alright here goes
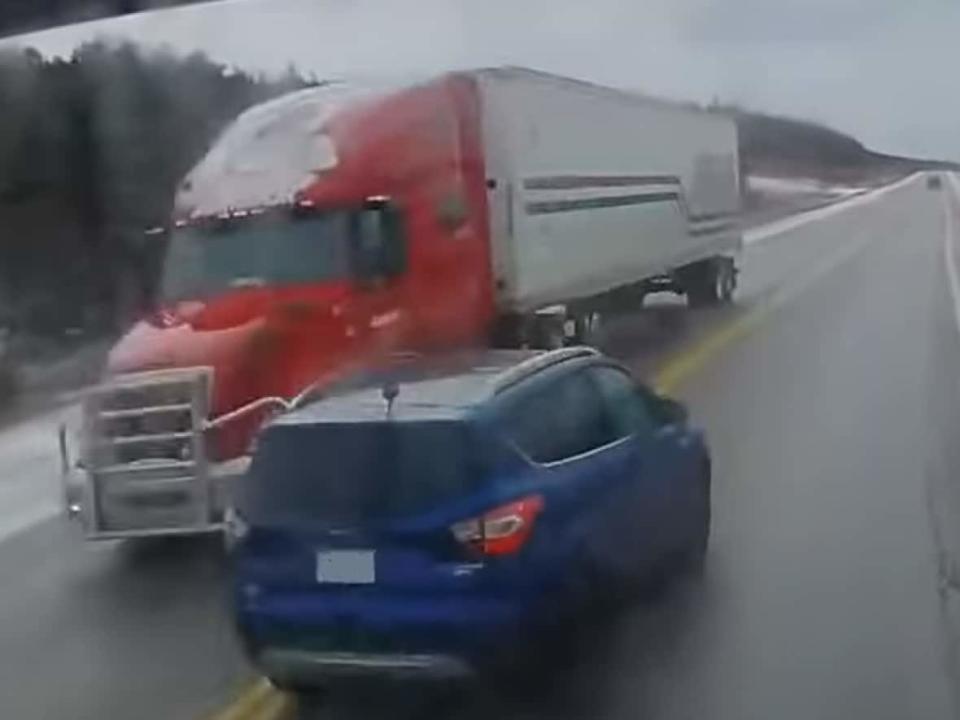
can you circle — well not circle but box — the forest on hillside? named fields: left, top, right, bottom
left=0, top=43, right=307, bottom=342
left=731, top=107, right=959, bottom=181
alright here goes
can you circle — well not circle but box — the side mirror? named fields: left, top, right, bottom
left=656, top=396, right=688, bottom=426
left=636, top=387, right=688, bottom=426
left=138, top=225, right=168, bottom=315
left=352, top=200, right=406, bottom=285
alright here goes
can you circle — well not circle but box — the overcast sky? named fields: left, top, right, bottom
left=2, top=0, right=958, bottom=161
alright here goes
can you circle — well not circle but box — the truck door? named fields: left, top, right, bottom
left=416, top=189, right=487, bottom=346
left=350, top=202, right=410, bottom=354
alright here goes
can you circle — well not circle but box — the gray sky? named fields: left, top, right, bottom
left=3, top=0, right=958, bottom=160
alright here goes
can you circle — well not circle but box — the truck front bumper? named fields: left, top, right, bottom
left=64, top=455, right=250, bottom=540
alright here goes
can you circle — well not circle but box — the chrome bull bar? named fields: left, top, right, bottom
left=60, top=368, right=332, bottom=540
left=62, top=367, right=228, bottom=539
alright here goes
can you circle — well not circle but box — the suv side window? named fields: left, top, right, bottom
left=588, top=366, right=656, bottom=439
left=503, top=370, right=614, bottom=464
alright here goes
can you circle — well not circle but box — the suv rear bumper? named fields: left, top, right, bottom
left=238, top=586, right=556, bottom=686
left=258, top=648, right=473, bottom=684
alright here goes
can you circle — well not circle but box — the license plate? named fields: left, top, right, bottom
left=316, top=550, right=375, bottom=584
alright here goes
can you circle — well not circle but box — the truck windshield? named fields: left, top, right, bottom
left=159, top=212, right=352, bottom=303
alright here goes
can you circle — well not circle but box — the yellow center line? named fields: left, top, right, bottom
left=654, top=222, right=879, bottom=395
left=653, top=308, right=766, bottom=395
left=202, top=679, right=291, bottom=720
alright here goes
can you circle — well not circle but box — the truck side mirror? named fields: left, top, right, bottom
left=352, top=201, right=406, bottom=284
left=138, top=225, right=169, bottom=316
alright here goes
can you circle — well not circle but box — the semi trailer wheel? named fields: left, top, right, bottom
left=683, top=261, right=716, bottom=307
left=684, top=258, right=736, bottom=307
left=571, top=309, right=604, bottom=346
left=717, top=258, right=737, bottom=303
left=491, top=313, right=565, bottom=349
left=531, top=314, right=567, bottom=349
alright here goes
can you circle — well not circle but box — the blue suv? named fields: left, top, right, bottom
left=230, top=347, right=711, bottom=690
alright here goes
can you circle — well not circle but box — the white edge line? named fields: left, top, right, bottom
left=745, top=172, right=922, bottom=245
left=944, top=173, right=960, bottom=336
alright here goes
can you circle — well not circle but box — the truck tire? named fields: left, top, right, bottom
left=717, top=258, right=737, bottom=303
left=530, top=314, right=566, bottom=349
left=684, top=261, right=719, bottom=307
left=571, top=309, right=603, bottom=346
left=492, top=313, right=566, bottom=349
left=685, top=258, right=736, bottom=307
left=490, top=314, right=525, bottom=348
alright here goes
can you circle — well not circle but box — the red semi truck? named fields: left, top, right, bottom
left=62, top=67, right=741, bottom=539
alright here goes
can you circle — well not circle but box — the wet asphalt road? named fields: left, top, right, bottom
left=0, top=175, right=959, bottom=719
left=581, top=177, right=957, bottom=720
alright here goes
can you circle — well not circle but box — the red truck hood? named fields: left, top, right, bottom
left=107, top=282, right=355, bottom=418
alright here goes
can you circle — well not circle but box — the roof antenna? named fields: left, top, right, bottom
left=382, top=379, right=399, bottom=418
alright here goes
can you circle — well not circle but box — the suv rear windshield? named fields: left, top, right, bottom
left=160, top=211, right=352, bottom=303
left=239, top=420, right=480, bottom=527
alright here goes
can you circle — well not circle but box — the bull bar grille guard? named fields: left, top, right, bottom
left=61, top=369, right=334, bottom=539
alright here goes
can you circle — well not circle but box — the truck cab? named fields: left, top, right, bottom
left=63, top=76, right=494, bottom=539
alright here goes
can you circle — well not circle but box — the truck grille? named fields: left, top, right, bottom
left=82, top=368, right=213, bottom=534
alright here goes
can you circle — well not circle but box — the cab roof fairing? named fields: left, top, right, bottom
left=173, top=81, right=401, bottom=221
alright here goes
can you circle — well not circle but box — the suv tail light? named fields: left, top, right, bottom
left=450, top=494, right=544, bottom=556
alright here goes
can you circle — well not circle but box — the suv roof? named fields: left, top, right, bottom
left=275, top=347, right=602, bottom=425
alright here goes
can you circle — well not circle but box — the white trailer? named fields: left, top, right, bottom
left=474, top=67, right=741, bottom=344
